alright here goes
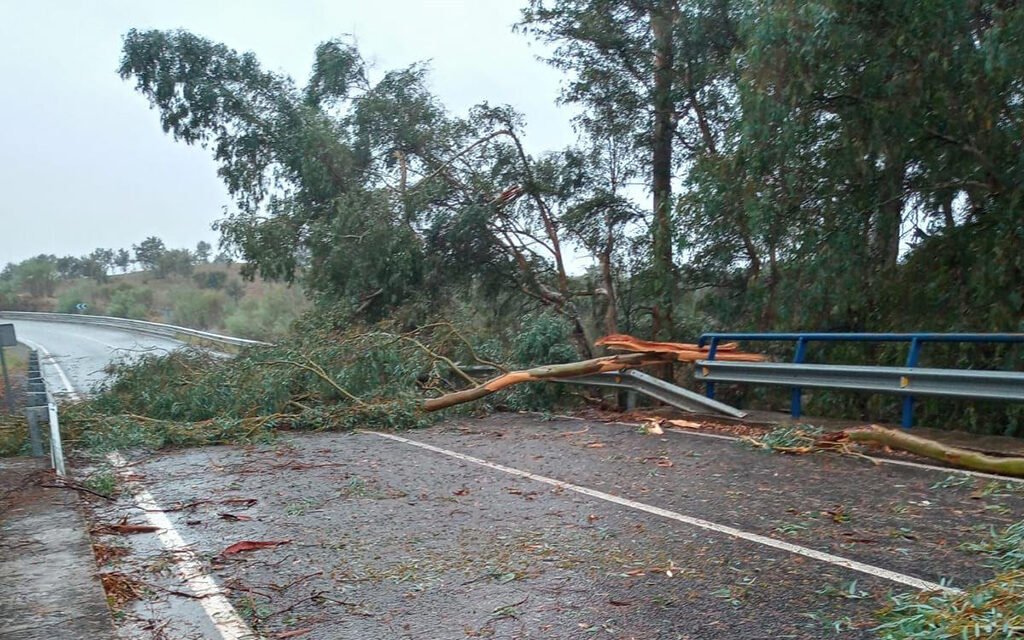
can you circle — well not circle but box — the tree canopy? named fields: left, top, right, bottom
left=118, top=1, right=1024, bottom=353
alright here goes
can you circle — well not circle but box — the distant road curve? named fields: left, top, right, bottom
left=8, top=319, right=187, bottom=397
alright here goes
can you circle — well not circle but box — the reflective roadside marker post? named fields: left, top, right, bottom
left=0, top=323, right=16, bottom=414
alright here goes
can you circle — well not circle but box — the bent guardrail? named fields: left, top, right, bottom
left=696, top=332, right=1024, bottom=428
left=0, top=311, right=271, bottom=349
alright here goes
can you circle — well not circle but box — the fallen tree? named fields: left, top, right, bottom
left=424, top=335, right=766, bottom=411
left=741, top=423, right=1024, bottom=478
left=841, top=425, right=1024, bottom=477
left=423, top=352, right=670, bottom=411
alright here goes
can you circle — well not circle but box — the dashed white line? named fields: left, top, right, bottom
left=369, top=430, right=959, bottom=594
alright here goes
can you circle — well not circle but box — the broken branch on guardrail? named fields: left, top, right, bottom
left=423, top=334, right=768, bottom=412
left=423, top=352, right=674, bottom=411
left=595, top=334, right=767, bottom=361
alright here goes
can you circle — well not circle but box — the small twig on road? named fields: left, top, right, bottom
left=42, top=480, right=115, bottom=501
left=268, top=571, right=324, bottom=592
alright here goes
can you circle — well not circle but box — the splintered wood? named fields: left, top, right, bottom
left=423, top=334, right=764, bottom=411
left=594, top=334, right=765, bottom=362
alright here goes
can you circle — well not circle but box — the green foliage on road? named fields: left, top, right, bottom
left=876, top=522, right=1024, bottom=638
left=64, top=310, right=578, bottom=452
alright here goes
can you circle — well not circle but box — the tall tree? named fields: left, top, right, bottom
left=519, top=0, right=740, bottom=338
left=194, top=241, right=212, bottom=263
left=133, top=236, right=166, bottom=273
left=121, top=29, right=606, bottom=356
left=683, top=0, right=1024, bottom=332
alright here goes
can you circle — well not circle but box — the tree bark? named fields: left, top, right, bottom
left=845, top=425, right=1024, bottom=478
left=422, top=352, right=669, bottom=412
left=650, top=3, right=678, bottom=341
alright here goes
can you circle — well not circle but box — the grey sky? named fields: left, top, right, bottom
left=1, top=0, right=577, bottom=265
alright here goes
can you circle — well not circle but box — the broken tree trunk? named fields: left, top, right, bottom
left=844, top=425, right=1024, bottom=478
left=423, top=352, right=673, bottom=412
left=595, top=334, right=766, bottom=362
left=424, top=334, right=765, bottom=412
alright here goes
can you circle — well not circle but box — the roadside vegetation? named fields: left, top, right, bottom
left=1, top=241, right=308, bottom=341
left=61, top=310, right=580, bottom=453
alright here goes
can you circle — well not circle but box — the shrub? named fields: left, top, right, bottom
left=193, top=271, right=227, bottom=290
left=107, top=286, right=153, bottom=320
left=223, top=286, right=307, bottom=340
left=169, top=288, right=226, bottom=329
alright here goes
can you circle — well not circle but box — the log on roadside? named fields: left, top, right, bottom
left=843, top=424, right=1024, bottom=478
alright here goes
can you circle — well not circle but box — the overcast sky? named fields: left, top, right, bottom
left=0, top=0, right=577, bottom=265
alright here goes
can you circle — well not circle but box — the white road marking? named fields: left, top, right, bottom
left=108, top=453, right=258, bottom=640
left=18, top=338, right=256, bottom=640
left=19, top=336, right=82, bottom=401
left=370, top=430, right=959, bottom=594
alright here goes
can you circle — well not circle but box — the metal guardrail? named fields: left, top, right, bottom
left=24, top=349, right=65, bottom=476
left=0, top=311, right=271, bottom=349
left=555, top=370, right=747, bottom=418
left=696, top=332, right=1024, bottom=428
left=461, top=365, right=746, bottom=418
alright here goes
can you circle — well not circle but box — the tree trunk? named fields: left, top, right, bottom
left=650, top=3, right=678, bottom=341
left=600, top=244, right=618, bottom=338
left=845, top=425, right=1024, bottom=478
left=423, top=352, right=669, bottom=412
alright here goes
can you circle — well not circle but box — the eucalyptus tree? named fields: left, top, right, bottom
left=519, top=0, right=740, bottom=338
left=120, top=29, right=602, bottom=355
left=687, top=0, right=1024, bottom=331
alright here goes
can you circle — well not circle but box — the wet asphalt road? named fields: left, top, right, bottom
left=8, top=319, right=185, bottom=396
left=83, top=415, right=1023, bottom=639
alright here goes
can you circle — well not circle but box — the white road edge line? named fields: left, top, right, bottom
left=108, top=452, right=258, bottom=640
left=19, top=336, right=81, bottom=401
left=369, top=430, right=959, bottom=594
left=20, top=336, right=255, bottom=640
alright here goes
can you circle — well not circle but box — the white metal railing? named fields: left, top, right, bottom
left=0, top=311, right=271, bottom=349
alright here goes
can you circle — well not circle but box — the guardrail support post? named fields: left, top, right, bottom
left=26, top=406, right=45, bottom=457
left=47, top=402, right=66, bottom=477
left=705, top=337, right=719, bottom=399
left=790, top=338, right=808, bottom=418
left=901, top=338, right=922, bottom=429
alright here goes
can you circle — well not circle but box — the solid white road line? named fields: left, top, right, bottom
left=108, top=453, right=258, bottom=640
left=19, top=336, right=81, bottom=401
left=23, top=340, right=256, bottom=640
left=370, top=430, right=959, bottom=594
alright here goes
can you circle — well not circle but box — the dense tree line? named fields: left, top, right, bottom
left=113, top=0, right=1024, bottom=435
left=117, top=1, right=1023, bottom=357
left=0, top=238, right=223, bottom=306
